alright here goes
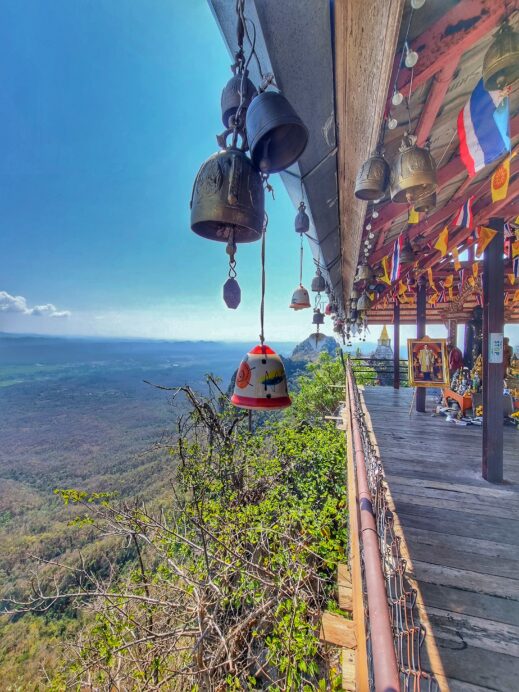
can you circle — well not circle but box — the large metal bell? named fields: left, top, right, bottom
left=390, top=134, right=437, bottom=204
left=221, top=73, right=258, bottom=128
left=190, top=147, right=264, bottom=243
left=246, top=90, right=308, bottom=174
left=354, top=153, right=390, bottom=201
left=483, top=21, right=519, bottom=92
left=357, top=291, right=372, bottom=311
left=414, top=191, right=436, bottom=213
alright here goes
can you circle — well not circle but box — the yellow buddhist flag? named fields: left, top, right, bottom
left=444, top=274, right=454, bottom=301
left=476, top=226, right=497, bottom=257
left=380, top=255, right=391, bottom=285
left=473, top=262, right=479, bottom=278
left=434, top=226, right=449, bottom=257
left=427, top=267, right=436, bottom=291
left=468, top=276, right=475, bottom=287
left=451, top=246, right=461, bottom=271
left=513, top=240, right=519, bottom=258
left=491, top=154, right=512, bottom=202
left=514, top=288, right=519, bottom=303
left=408, top=207, right=420, bottom=224
left=508, top=273, right=516, bottom=286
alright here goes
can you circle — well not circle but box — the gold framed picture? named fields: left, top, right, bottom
left=407, top=337, right=449, bottom=388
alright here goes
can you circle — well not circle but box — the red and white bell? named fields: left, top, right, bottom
left=231, top=344, right=291, bottom=410
left=289, top=284, right=311, bottom=310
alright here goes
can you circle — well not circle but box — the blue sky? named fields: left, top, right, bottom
left=0, top=1, right=517, bottom=349
left=0, top=0, right=321, bottom=342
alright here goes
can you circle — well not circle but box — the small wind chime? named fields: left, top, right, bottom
left=190, top=0, right=308, bottom=412
left=310, top=255, right=326, bottom=345
left=289, top=199, right=311, bottom=310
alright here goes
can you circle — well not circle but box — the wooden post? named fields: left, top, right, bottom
left=393, top=301, right=400, bottom=389
left=416, top=275, right=427, bottom=412
left=482, top=217, right=504, bottom=483
left=448, top=318, right=457, bottom=347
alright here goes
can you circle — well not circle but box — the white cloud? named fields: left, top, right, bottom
left=0, top=291, right=70, bottom=318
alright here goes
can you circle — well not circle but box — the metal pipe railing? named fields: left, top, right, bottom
left=346, top=361, right=400, bottom=692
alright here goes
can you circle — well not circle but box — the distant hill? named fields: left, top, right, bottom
left=291, top=333, right=339, bottom=361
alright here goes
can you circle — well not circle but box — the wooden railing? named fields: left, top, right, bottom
left=349, top=357, right=409, bottom=387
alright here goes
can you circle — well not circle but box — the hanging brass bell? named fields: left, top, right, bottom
left=221, top=73, right=258, bottom=128
left=483, top=21, right=519, bottom=92
left=357, top=291, right=372, bottom=311
left=350, top=288, right=360, bottom=300
left=400, top=236, right=416, bottom=264
left=414, top=191, right=436, bottom=213
left=190, top=146, right=264, bottom=243
left=356, top=264, right=373, bottom=282
left=295, top=201, right=310, bottom=234
left=354, top=153, right=390, bottom=201
left=390, top=134, right=437, bottom=204
left=246, top=90, right=308, bottom=174
left=311, top=269, right=326, bottom=293
left=312, top=308, right=324, bottom=325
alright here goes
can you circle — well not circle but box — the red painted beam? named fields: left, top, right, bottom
left=394, top=0, right=507, bottom=99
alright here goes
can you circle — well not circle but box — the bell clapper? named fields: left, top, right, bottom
left=223, top=232, right=241, bottom=310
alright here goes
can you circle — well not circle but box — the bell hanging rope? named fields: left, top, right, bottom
left=354, top=152, right=390, bottom=201
left=231, top=226, right=291, bottom=411
left=390, top=133, right=437, bottom=204
left=483, top=20, right=519, bottom=92
left=246, top=89, right=309, bottom=174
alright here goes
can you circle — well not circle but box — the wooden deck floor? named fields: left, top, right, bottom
left=361, top=387, right=519, bottom=692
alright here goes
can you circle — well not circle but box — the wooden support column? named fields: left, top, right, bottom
left=393, top=301, right=400, bottom=389
left=482, top=217, right=504, bottom=483
left=447, top=318, right=457, bottom=347
left=416, top=275, right=427, bottom=412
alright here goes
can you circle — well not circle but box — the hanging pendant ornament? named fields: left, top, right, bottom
left=223, top=233, right=241, bottom=309
left=290, top=201, right=311, bottom=309
left=232, top=226, right=291, bottom=410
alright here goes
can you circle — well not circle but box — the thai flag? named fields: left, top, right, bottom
left=390, top=236, right=402, bottom=283
left=457, top=79, right=510, bottom=177
left=454, top=196, right=474, bottom=228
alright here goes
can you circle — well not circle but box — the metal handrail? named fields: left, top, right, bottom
left=346, top=361, right=400, bottom=692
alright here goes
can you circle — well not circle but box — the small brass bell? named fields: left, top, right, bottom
left=357, top=291, right=372, bottom=311
left=190, top=146, right=264, bottom=243
left=354, top=153, right=390, bottom=201
left=311, top=268, right=326, bottom=293
left=356, top=264, right=373, bottom=282
left=246, top=90, right=308, bottom=174
left=312, top=308, right=325, bottom=325
left=414, top=191, right=436, bottom=213
left=221, top=73, right=258, bottom=128
left=400, top=236, right=416, bottom=264
left=350, top=287, right=360, bottom=300
left=390, top=134, right=437, bottom=204
left=295, top=201, right=310, bottom=234
left=483, top=21, right=519, bottom=92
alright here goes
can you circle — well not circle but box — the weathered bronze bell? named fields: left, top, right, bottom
left=295, top=201, right=310, bottom=234
left=357, top=291, right=372, bottom=311
left=400, top=236, right=416, bottom=264
left=312, top=308, right=324, bottom=325
left=246, top=90, right=308, bottom=174
left=390, top=134, right=437, bottom=204
left=350, top=287, right=360, bottom=300
left=311, top=269, right=326, bottom=293
left=354, top=153, right=390, bottom=201
left=356, top=264, right=373, bottom=282
left=221, top=73, right=258, bottom=128
left=414, top=191, right=436, bottom=213
left=483, top=21, right=519, bottom=92
left=191, top=147, right=264, bottom=243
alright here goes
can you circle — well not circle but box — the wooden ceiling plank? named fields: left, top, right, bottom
left=415, top=61, right=460, bottom=146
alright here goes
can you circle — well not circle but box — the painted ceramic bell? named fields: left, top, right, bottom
left=231, top=344, right=291, bottom=410
left=290, top=284, right=311, bottom=310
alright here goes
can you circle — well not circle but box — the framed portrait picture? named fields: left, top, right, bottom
left=407, top=337, right=449, bottom=388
